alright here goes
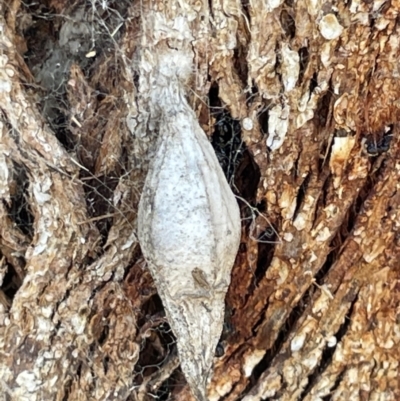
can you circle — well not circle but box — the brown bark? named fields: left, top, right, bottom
left=1, top=0, right=400, bottom=400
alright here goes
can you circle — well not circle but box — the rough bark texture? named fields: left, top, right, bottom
left=1, top=0, right=400, bottom=400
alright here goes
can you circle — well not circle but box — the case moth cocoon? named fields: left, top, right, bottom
left=138, top=103, right=241, bottom=400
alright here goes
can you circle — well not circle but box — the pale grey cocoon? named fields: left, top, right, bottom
left=137, top=105, right=241, bottom=400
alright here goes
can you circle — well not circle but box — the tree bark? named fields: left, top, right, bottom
left=1, top=0, right=400, bottom=400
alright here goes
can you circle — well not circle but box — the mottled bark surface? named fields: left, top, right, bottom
left=1, top=0, right=400, bottom=400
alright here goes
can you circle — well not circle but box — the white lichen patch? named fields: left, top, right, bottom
left=16, top=371, right=40, bottom=393
left=0, top=78, right=11, bottom=92
left=281, top=43, right=300, bottom=92
left=315, top=226, right=331, bottom=242
left=242, top=117, right=253, bottom=130
left=265, top=0, right=284, bottom=11
left=319, top=14, right=344, bottom=40
left=209, top=379, right=234, bottom=400
left=291, top=333, right=306, bottom=352
left=363, top=240, right=386, bottom=263
left=327, top=336, right=337, bottom=347
left=284, top=232, right=294, bottom=242
left=243, top=349, right=266, bottom=377
left=306, top=0, right=321, bottom=16
left=0, top=150, right=10, bottom=200
left=32, top=178, right=52, bottom=205
left=301, top=350, right=319, bottom=370
left=293, top=213, right=307, bottom=230
left=70, top=313, right=86, bottom=335
left=267, top=103, right=289, bottom=151
left=329, top=136, right=355, bottom=188
left=278, top=186, right=297, bottom=220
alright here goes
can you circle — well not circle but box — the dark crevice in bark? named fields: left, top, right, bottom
left=122, top=251, right=143, bottom=282
left=321, top=372, right=345, bottom=400
left=149, top=351, right=183, bottom=400
left=97, top=324, right=110, bottom=347
left=292, top=171, right=311, bottom=221
left=211, top=105, right=245, bottom=184
left=220, top=306, right=236, bottom=343
left=314, top=163, right=380, bottom=286
left=103, top=355, right=110, bottom=374
left=280, top=7, right=295, bottom=39
left=364, top=125, right=393, bottom=156
left=208, top=82, right=220, bottom=108
left=81, top=174, right=119, bottom=242
left=315, top=89, right=333, bottom=134
left=233, top=1, right=251, bottom=85
left=309, top=73, right=318, bottom=95
left=300, top=294, right=358, bottom=401
left=234, top=150, right=261, bottom=203
left=344, top=193, right=364, bottom=238
left=314, top=249, right=336, bottom=286
left=247, top=286, right=314, bottom=389
left=317, top=172, right=331, bottom=210
left=258, top=106, right=269, bottom=136
left=234, top=47, right=249, bottom=88
left=274, top=43, right=283, bottom=90
left=254, top=225, right=276, bottom=264
left=215, top=342, right=225, bottom=357
left=6, top=162, right=34, bottom=237
left=50, top=111, right=76, bottom=152
left=22, top=2, right=75, bottom=149
left=1, top=260, right=22, bottom=301
left=247, top=82, right=260, bottom=106
left=61, top=376, right=73, bottom=401
left=343, top=151, right=390, bottom=239
left=75, top=359, right=83, bottom=379
left=208, top=0, right=214, bottom=19
left=137, top=294, right=164, bottom=327
left=292, top=149, right=302, bottom=181
left=154, top=380, right=174, bottom=400
left=165, top=368, right=188, bottom=400
left=134, top=309, right=175, bottom=383
left=298, top=46, right=310, bottom=83
left=135, top=320, right=176, bottom=383
left=20, top=0, right=130, bottom=157
left=254, top=232, right=278, bottom=285
left=240, top=0, right=250, bottom=22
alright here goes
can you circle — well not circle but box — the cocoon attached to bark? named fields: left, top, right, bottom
left=137, top=79, right=241, bottom=400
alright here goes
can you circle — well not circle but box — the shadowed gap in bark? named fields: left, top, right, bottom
left=299, top=293, right=358, bottom=400
left=5, top=162, right=33, bottom=237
